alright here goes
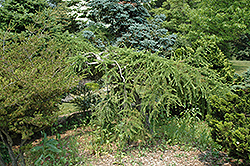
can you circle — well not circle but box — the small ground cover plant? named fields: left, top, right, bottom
left=28, top=132, right=82, bottom=166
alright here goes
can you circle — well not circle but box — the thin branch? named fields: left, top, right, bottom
left=84, top=52, right=112, bottom=66
left=84, top=52, right=104, bottom=62
left=86, top=61, right=99, bottom=65
left=0, top=154, right=6, bottom=166
left=84, top=51, right=109, bottom=62
left=5, top=61, right=20, bottom=81
left=3, top=81, right=17, bottom=90
left=1, top=27, right=11, bottom=57
left=52, top=67, right=64, bottom=78
left=0, top=129, right=13, bottom=147
left=1, top=49, right=20, bottom=81
left=104, top=63, right=109, bottom=94
left=0, top=130, right=28, bottom=166
left=113, top=60, right=125, bottom=83
left=24, top=49, right=35, bottom=67
left=1, top=30, right=20, bottom=81
left=17, top=139, right=27, bottom=166
left=3, top=89, right=31, bottom=111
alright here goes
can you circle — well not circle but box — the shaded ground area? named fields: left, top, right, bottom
left=9, top=111, right=248, bottom=166
left=27, top=126, right=235, bottom=166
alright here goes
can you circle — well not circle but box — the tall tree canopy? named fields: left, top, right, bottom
left=191, top=0, right=250, bottom=59
left=151, top=0, right=250, bottom=59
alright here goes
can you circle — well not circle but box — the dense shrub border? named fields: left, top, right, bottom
left=207, top=92, right=250, bottom=161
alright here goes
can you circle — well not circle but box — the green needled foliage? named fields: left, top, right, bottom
left=0, top=24, right=76, bottom=166
left=0, top=0, right=49, bottom=32
left=0, top=0, right=82, bottom=33
left=71, top=47, right=229, bottom=149
left=83, top=0, right=176, bottom=53
left=171, top=36, right=235, bottom=84
left=207, top=92, right=250, bottom=161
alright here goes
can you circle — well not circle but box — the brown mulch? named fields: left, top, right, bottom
left=10, top=112, right=247, bottom=166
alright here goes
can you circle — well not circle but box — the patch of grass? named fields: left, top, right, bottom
left=58, top=103, right=78, bottom=115
left=230, top=60, right=250, bottom=74
left=156, top=109, right=220, bottom=151
left=50, top=111, right=91, bottom=135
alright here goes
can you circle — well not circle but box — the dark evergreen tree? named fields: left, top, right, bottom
left=0, top=0, right=82, bottom=33
left=0, top=0, right=49, bottom=32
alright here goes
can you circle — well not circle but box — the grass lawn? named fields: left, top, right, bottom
left=58, top=102, right=79, bottom=115
left=230, top=60, right=250, bottom=74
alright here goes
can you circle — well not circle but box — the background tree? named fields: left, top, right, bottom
left=83, top=0, right=176, bottom=53
left=0, top=0, right=49, bottom=32
left=87, top=0, right=151, bottom=36
left=150, top=0, right=199, bottom=34
left=150, top=0, right=250, bottom=60
left=190, top=0, right=250, bottom=59
left=0, top=0, right=82, bottom=33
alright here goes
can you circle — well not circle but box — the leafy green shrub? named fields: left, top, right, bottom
left=0, top=24, right=76, bottom=165
left=189, top=0, right=250, bottom=59
left=207, top=92, right=250, bottom=161
left=71, top=47, right=229, bottom=148
left=150, top=0, right=250, bottom=60
left=29, top=132, right=82, bottom=165
left=150, top=0, right=196, bottom=34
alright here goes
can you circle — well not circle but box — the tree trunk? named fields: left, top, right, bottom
left=0, top=154, right=7, bottom=166
left=0, top=130, right=19, bottom=166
